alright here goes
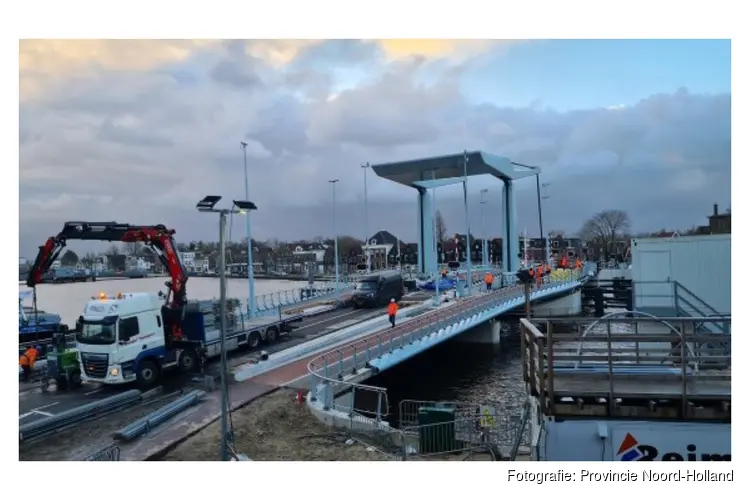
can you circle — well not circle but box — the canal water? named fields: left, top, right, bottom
left=19, top=278, right=312, bottom=326
left=360, top=321, right=527, bottom=426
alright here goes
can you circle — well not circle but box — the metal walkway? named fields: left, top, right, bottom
left=307, top=269, right=587, bottom=410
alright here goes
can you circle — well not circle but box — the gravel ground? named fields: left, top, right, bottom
left=163, top=389, right=393, bottom=461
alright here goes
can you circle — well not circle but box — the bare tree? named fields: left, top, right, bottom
left=105, top=244, right=120, bottom=257
left=122, top=241, right=144, bottom=256
left=580, top=209, right=631, bottom=257
left=435, top=210, right=448, bottom=243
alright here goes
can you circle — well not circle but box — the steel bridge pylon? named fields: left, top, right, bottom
left=371, top=150, right=539, bottom=275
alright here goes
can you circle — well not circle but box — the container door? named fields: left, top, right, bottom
left=634, top=250, right=672, bottom=311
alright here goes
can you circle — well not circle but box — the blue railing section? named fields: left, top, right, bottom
left=307, top=270, right=584, bottom=411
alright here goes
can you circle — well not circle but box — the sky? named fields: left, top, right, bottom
left=18, top=39, right=731, bottom=257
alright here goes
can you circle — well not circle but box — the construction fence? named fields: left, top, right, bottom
left=329, top=391, right=533, bottom=461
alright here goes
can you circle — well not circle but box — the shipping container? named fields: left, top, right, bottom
left=631, top=234, right=730, bottom=316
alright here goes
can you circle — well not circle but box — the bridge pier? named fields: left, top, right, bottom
left=457, top=318, right=502, bottom=345
left=533, top=290, right=582, bottom=317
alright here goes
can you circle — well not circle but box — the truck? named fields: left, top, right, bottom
left=25, top=221, right=302, bottom=388
left=74, top=292, right=301, bottom=387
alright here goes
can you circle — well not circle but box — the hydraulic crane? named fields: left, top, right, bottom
left=26, top=221, right=189, bottom=339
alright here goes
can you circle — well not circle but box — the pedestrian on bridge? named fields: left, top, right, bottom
left=19, top=345, right=40, bottom=382
left=387, top=298, right=399, bottom=328
left=484, top=272, right=494, bottom=291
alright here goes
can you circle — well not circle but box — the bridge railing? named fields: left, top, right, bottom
left=308, top=270, right=583, bottom=416
left=520, top=316, right=731, bottom=420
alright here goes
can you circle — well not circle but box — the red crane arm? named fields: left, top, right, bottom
left=26, top=222, right=189, bottom=337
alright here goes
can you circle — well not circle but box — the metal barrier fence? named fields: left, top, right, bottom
left=307, top=270, right=583, bottom=416
left=397, top=399, right=532, bottom=460
left=84, top=444, right=121, bottom=461
left=251, top=281, right=356, bottom=314
left=520, top=316, right=732, bottom=420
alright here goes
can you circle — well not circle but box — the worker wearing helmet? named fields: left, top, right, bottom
left=19, top=345, right=41, bottom=382
left=387, top=298, right=399, bottom=328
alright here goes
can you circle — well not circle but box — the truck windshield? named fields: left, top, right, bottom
left=77, top=317, right=117, bottom=345
left=356, top=280, right=378, bottom=291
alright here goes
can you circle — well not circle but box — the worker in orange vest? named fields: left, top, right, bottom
left=387, top=298, right=399, bottom=328
left=575, top=257, right=582, bottom=270
left=484, top=272, right=494, bottom=292
left=19, top=345, right=41, bottom=382
left=441, top=268, right=448, bottom=279
left=561, top=256, right=568, bottom=269
left=536, top=263, right=544, bottom=287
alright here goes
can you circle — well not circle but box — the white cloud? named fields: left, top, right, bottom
left=18, top=40, right=731, bottom=256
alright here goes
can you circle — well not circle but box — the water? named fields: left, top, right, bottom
left=362, top=321, right=527, bottom=425
left=19, top=278, right=311, bottom=326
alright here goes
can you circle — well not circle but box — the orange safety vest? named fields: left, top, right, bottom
left=575, top=259, right=582, bottom=269
left=484, top=273, right=493, bottom=284
left=20, top=348, right=38, bottom=368
left=536, top=265, right=544, bottom=277
left=387, top=302, right=398, bottom=316
left=561, top=258, right=568, bottom=268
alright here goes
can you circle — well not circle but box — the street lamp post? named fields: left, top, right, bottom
left=462, top=150, right=473, bottom=296
left=480, top=188, right=489, bottom=268
left=329, top=179, right=340, bottom=301
left=431, top=170, right=440, bottom=306
left=535, top=174, right=550, bottom=265
left=361, top=163, right=370, bottom=273
left=197, top=195, right=257, bottom=462
left=240, top=142, right=256, bottom=319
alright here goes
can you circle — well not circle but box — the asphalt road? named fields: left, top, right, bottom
left=18, top=306, right=379, bottom=427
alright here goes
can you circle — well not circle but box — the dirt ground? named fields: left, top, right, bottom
left=163, top=389, right=393, bottom=461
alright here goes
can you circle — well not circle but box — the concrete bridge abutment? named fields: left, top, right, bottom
left=457, top=318, right=502, bottom=345
left=532, top=290, right=582, bottom=317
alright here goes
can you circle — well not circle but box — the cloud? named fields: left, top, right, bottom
left=18, top=40, right=730, bottom=257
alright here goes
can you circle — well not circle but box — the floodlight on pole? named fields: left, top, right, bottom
left=329, top=179, right=340, bottom=301
left=195, top=195, right=255, bottom=462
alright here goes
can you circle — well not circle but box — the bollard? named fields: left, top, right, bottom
left=352, top=348, right=358, bottom=375
left=337, top=350, right=344, bottom=380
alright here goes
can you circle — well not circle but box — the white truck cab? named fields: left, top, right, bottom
left=76, top=292, right=167, bottom=385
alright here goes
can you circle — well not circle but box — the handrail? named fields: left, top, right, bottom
left=308, top=270, right=583, bottom=419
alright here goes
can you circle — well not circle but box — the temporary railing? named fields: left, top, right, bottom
left=307, top=270, right=583, bottom=417
left=397, top=398, right=531, bottom=460
left=250, top=281, right=355, bottom=315
left=520, top=316, right=731, bottom=421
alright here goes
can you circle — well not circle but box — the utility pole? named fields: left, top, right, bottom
left=240, top=141, right=256, bottom=319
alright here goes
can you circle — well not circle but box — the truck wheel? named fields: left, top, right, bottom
left=69, top=370, right=82, bottom=389
left=248, top=332, right=262, bottom=350
left=137, top=360, right=159, bottom=389
left=179, top=349, right=199, bottom=374
left=265, top=327, right=279, bottom=344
